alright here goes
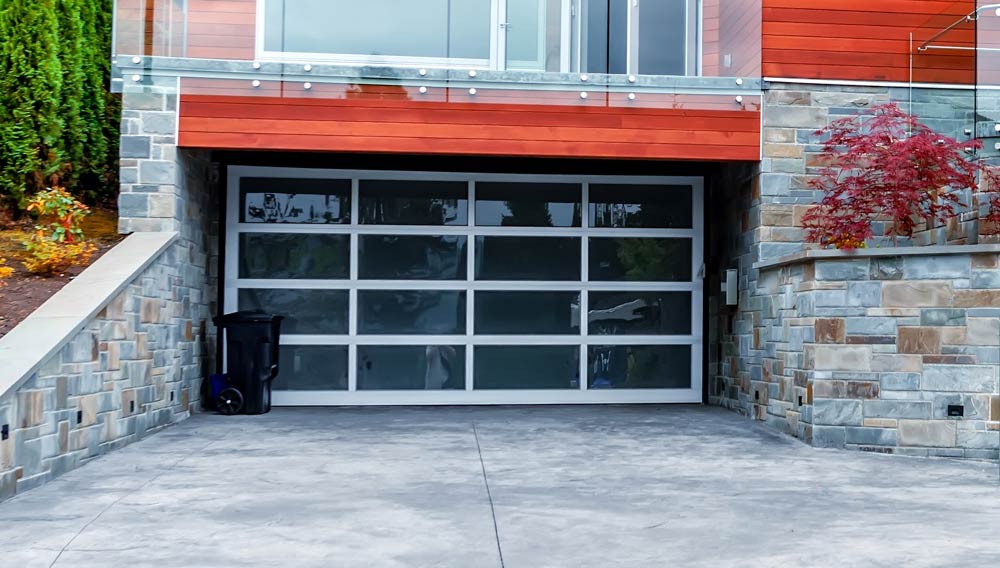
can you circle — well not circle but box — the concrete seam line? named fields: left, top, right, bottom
left=47, top=432, right=229, bottom=567
left=473, top=422, right=505, bottom=568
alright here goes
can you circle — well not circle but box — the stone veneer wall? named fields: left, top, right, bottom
left=0, top=239, right=214, bottom=500
left=118, top=76, right=219, bottom=404
left=710, top=82, right=1000, bottom=458
left=0, top=76, right=220, bottom=501
left=744, top=252, right=1000, bottom=458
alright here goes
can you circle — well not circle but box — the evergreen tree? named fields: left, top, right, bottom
left=56, top=0, right=86, bottom=188
left=76, top=0, right=111, bottom=201
left=0, top=0, right=64, bottom=210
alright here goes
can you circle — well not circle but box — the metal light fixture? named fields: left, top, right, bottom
left=303, top=64, right=312, bottom=72
left=580, top=74, right=588, bottom=82
left=735, top=95, right=744, bottom=104
left=628, top=75, right=636, bottom=83
left=131, top=56, right=141, bottom=64
left=251, top=80, right=261, bottom=88
left=469, top=70, right=477, bottom=78
left=303, top=82, right=312, bottom=90
left=419, top=69, right=427, bottom=76
left=469, top=88, right=477, bottom=95
left=627, top=93, right=636, bottom=101
left=131, top=74, right=141, bottom=82
left=418, top=86, right=428, bottom=94
left=252, top=61, right=261, bottom=70
left=736, top=78, right=744, bottom=86
left=580, top=92, right=588, bottom=99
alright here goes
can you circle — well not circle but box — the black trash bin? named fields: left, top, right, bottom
left=215, top=311, right=283, bottom=415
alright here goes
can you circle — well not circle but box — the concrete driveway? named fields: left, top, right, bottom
left=0, top=406, right=998, bottom=568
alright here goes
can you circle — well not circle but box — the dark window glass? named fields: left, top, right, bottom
left=475, top=291, right=580, bottom=334
left=588, top=345, right=691, bottom=389
left=589, top=238, right=692, bottom=282
left=637, top=1, right=687, bottom=76
left=359, top=180, right=468, bottom=226
left=358, top=235, right=467, bottom=280
left=264, top=0, right=491, bottom=60
left=239, top=233, right=350, bottom=279
left=475, top=182, right=581, bottom=227
left=589, top=185, right=693, bottom=229
left=474, top=346, right=579, bottom=389
left=273, top=345, right=348, bottom=391
left=357, top=346, right=466, bottom=390
left=358, top=290, right=466, bottom=334
left=238, top=289, right=349, bottom=334
left=240, top=178, right=350, bottom=224
left=588, top=292, right=692, bottom=335
left=475, top=236, right=580, bottom=281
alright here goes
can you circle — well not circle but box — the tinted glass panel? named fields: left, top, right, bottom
left=588, top=292, right=692, bottom=335
left=476, top=182, right=581, bottom=227
left=589, top=185, right=693, bottom=229
left=638, top=1, right=687, bottom=75
left=589, top=238, right=692, bottom=282
left=273, top=345, right=348, bottom=391
left=358, top=290, right=466, bottom=334
left=265, top=0, right=491, bottom=60
left=358, top=235, right=467, bottom=280
left=357, top=346, right=466, bottom=390
left=475, top=292, right=580, bottom=334
left=240, top=178, right=350, bottom=224
left=238, top=289, right=349, bottom=334
left=588, top=345, right=691, bottom=389
left=239, top=234, right=350, bottom=279
left=360, top=180, right=468, bottom=226
left=474, top=346, right=579, bottom=389
left=475, top=237, right=580, bottom=281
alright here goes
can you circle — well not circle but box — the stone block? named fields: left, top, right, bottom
left=956, top=430, right=1000, bottom=449
left=763, top=106, right=828, bottom=129
left=815, top=260, right=869, bottom=281
left=898, top=420, right=957, bottom=447
left=872, top=354, right=923, bottom=373
left=814, top=400, right=863, bottom=426
left=922, top=365, right=997, bottom=392
left=139, top=111, right=177, bottom=135
left=880, top=373, right=920, bottom=391
left=814, top=318, right=845, bottom=344
left=813, top=345, right=872, bottom=371
left=954, top=289, right=1000, bottom=308
left=971, top=270, right=1000, bottom=289
left=902, top=255, right=970, bottom=279
left=864, top=400, right=932, bottom=419
left=920, top=309, right=966, bottom=327
left=869, top=258, right=903, bottom=280
left=897, top=327, right=942, bottom=354
left=882, top=282, right=953, bottom=307
left=847, top=282, right=881, bottom=307
left=120, top=136, right=151, bottom=159
left=138, top=161, right=176, bottom=185
left=846, top=317, right=896, bottom=336
left=863, top=418, right=898, bottom=428
left=845, top=427, right=898, bottom=446
left=812, top=425, right=847, bottom=448
left=118, top=193, right=149, bottom=218
left=966, top=318, right=1000, bottom=345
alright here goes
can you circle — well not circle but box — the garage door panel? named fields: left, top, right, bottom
left=225, top=168, right=703, bottom=405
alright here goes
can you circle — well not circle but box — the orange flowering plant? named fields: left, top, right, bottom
left=22, top=187, right=95, bottom=274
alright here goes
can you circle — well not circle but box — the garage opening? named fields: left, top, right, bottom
left=224, top=166, right=703, bottom=405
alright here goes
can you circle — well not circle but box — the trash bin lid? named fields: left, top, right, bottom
left=215, top=311, right=284, bottom=325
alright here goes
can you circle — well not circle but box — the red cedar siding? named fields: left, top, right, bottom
left=178, top=92, right=761, bottom=161
left=762, top=0, right=976, bottom=83
left=186, top=0, right=256, bottom=60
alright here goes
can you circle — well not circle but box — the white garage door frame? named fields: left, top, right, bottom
left=225, top=166, right=704, bottom=405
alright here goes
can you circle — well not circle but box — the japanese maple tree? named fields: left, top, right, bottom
left=802, top=103, right=998, bottom=249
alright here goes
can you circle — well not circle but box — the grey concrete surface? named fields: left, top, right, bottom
left=0, top=406, right=998, bottom=568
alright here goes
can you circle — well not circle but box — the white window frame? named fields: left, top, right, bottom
left=226, top=166, right=704, bottom=406
left=254, top=0, right=700, bottom=76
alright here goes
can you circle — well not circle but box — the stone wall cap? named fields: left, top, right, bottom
left=755, top=244, right=1000, bottom=271
left=0, top=231, right=178, bottom=400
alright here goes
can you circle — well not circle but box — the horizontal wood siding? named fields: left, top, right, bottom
left=178, top=93, right=761, bottom=161
left=762, top=0, right=976, bottom=83
left=186, top=0, right=256, bottom=59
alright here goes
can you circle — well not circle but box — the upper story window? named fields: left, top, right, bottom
left=259, top=0, right=699, bottom=76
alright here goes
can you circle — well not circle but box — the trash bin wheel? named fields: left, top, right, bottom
left=217, top=387, right=244, bottom=416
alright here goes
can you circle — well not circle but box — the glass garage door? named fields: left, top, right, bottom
left=225, top=167, right=703, bottom=405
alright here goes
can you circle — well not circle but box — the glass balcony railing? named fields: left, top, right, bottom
left=112, top=0, right=762, bottom=109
